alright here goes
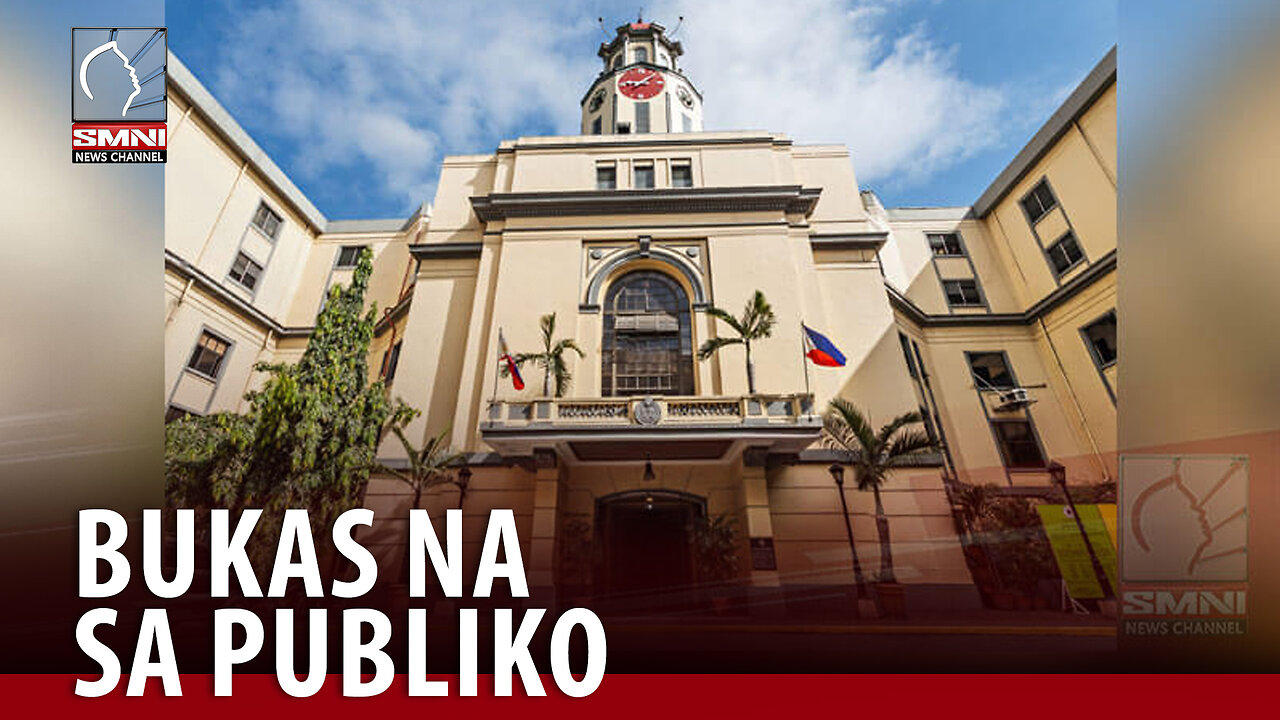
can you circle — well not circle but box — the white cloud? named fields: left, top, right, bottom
left=652, top=0, right=1009, bottom=188
left=206, top=0, right=1013, bottom=214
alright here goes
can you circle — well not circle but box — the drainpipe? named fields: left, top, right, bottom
left=166, top=277, right=194, bottom=325
left=1038, top=317, right=1111, bottom=481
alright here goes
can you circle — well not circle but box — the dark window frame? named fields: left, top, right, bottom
left=602, top=270, right=695, bottom=397
left=1045, top=231, right=1086, bottom=277
left=165, top=404, right=197, bottom=424
left=227, top=251, right=264, bottom=292
left=966, top=350, right=1016, bottom=390
left=634, top=101, right=650, bottom=134
left=670, top=160, right=693, bottom=188
left=250, top=201, right=283, bottom=241
left=1019, top=178, right=1058, bottom=225
left=942, top=279, right=983, bottom=307
left=335, top=245, right=366, bottom=269
left=1081, top=311, right=1118, bottom=370
left=633, top=162, right=655, bottom=189
left=596, top=163, right=617, bottom=190
left=898, top=332, right=918, bottom=379
left=382, top=340, right=403, bottom=383
left=185, top=329, right=232, bottom=381
left=990, top=419, right=1048, bottom=469
left=927, top=232, right=965, bottom=257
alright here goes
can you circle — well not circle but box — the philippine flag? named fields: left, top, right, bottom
left=803, top=324, right=847, bottom=367
left=498, top=329, right=525, bottom=390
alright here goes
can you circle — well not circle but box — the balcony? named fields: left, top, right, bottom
left=480, top=393, right=821, bottom=462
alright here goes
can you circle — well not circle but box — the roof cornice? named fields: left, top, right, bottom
left=167, top=53, right=328, bottom=232
left=470, top=185, right=822, bottom=222
left=809, top=232, right=888, bottom=251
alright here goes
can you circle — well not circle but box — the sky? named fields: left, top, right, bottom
left=168, top=0, right=1115, bottom=221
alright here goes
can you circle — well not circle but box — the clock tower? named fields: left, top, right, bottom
left=580, top=20, right=703, bottom=135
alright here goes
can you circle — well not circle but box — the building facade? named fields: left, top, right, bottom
left=164, top=22, right=1117, bottom=612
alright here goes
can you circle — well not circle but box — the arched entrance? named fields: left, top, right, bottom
left=594, top=489, right=705, bottom=596
left=601, top=270, right=695, bottom=396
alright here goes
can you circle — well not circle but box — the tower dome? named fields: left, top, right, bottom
left=580, top=20, right=703, bottom=135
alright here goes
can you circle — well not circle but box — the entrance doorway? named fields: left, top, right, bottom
left=595, top=490, right=704, bottom=597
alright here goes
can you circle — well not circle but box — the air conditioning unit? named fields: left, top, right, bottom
left=994, top=387, right=1033, bottom=411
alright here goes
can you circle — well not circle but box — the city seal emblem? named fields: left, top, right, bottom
left=633, top=397, right=662, bottom=426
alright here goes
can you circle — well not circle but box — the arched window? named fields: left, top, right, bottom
left=602, top=271, right=694, bottom=396
left=634, top=46, right=648, bottom=64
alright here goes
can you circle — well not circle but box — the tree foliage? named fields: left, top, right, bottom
left=165, top=247, right=409, bottom=542
left=822, top=399, right=937, bottom=583
left=504, top=312, right=584, bottom=397
left=697, top=290, right=776, bottom=394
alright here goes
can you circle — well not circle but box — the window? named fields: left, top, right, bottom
left=927, top=232, right=964, bottom=257
left=382, top=341, right=403, bottom=382
left=336, top=245, right=366, bottom=268
left=634, top=47, right=648, bottom=63
left=898, top=332, right=918, bottom=378
left=228, top=252, right=263, bottom=291
left=992, top=420, right=1046, bottom=468
left=968, top=352, right=1013, bottom=389
left=1045, top=232, right=1085, bottom=276
left=616, top=121, right=631, bottom=134
left=602, top=271, right=694, bottom=396
left=251, top=202, right=282, bottom=240
left=634, top=102, right=650, bottom=133
left=1082, top=312, right=1117, bottom=368
left=942, top=279, right=982, bottom=307
left=165, top=405, right=193, bottom=424
left=1019, top=179, right=1057, bottom=224
left=611, top=53, right=621, bottom=69
left=591, top=116, right=602, bottom=135
left=187, top=330, right=230, bottom=379
left=596, top=164, right=617, bottom=190
left=681, top=114, right=692, bottom=133
left=670, top=161, right=693, bottom=188
left=633, top=162, right=655, bottom=189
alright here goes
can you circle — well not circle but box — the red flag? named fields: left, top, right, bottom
left=498, top=329, right=524, bottom=390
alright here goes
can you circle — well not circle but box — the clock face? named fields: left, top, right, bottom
left=617, top=68, right=664, bottom=100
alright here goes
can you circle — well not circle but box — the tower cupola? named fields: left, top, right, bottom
left=580, top=20, right=703, bottom=135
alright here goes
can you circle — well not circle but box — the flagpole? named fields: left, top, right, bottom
left=800, top=321, right=813, bottom=419
left=491, top=327, right=502, bottom=404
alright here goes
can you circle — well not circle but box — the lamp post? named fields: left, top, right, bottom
left=455, top=466, right=472, bottom=510
left=1048, top=461, right=1112, bottom=599
left=829, top=464, right=870, bottom=609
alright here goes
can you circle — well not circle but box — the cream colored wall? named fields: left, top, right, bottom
left=166, top=81, right=417, bottom=417
left=164, top=272, right=275, bottom=415
left=897, top=317, right=1113, bottom=487
left=980, top=85, right=1117, bottom=308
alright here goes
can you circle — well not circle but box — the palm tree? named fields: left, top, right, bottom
left=375, top=425, right=467, bottom=511
left=505, top=313, right=584, bottom=397
left=697, top=290, right=776, bottom=394
left=822, top=399, right=937, bottom=583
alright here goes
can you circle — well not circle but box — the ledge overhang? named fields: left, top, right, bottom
left=470, top=185, right=822, bottom=222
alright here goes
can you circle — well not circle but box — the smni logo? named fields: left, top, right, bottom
left=71, top=27, right=167, bottom=164
left=1120, top=455, right=1247, bottom=583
